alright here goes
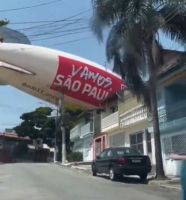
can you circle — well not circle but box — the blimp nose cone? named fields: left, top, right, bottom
left=0, top=43, right=59, bottom=83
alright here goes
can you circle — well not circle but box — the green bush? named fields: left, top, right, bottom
left=67, top=152, right=83, bottom=162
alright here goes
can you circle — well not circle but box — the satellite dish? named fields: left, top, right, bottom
left=0, top=27, right=31, bottom=44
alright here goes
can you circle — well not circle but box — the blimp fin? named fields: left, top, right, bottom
left=0, top=61, right=35, bottom=75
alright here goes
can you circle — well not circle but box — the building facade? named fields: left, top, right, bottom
left=156, top=64, right=186, bottom=176
left=0, top=131, right=30, bottom=163
left=69, top=50, right=186, bottom=176
left=70, top=112, right=95, bottom=162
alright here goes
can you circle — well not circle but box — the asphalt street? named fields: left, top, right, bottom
left=0, top=163, right=180, bottom=200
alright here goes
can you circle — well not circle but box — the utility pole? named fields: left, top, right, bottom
left=53, top=107, right=58, bottom=163
left=59, top=93, right=66, bottom=164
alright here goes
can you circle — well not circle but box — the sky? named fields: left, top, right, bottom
left=0, top=0, right=184, bottom=131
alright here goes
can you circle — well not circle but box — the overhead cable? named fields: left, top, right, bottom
left=0, top=0, right=63, bottom=13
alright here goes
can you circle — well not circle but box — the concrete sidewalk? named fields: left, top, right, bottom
left=149, top=177, right=181, bottom=190
left=67, top=163, right=181, bottom=191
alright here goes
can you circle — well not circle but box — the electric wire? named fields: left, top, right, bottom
left=0, top=0, right=63, bottom=13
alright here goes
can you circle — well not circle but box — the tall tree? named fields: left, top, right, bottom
left=91, top=0, right=186, bottom=179
left=14, top=107, right=55, bottom=146
left=14, top=106, right=82, bottom=161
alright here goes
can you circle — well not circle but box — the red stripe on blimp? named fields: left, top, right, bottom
left=51, top=56, right=126, bottom=108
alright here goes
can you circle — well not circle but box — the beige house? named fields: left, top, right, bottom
left=99, top=91, right=155, bottom=164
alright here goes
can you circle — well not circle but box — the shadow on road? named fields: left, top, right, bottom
left=97, top=174, right=149, bottom=185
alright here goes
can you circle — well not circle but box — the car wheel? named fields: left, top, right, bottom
left=92, top=164, right=97, bottom=176
left=109, top=168, right=117, bottom=181
left=92, top=169, right=97, bottom=176
left=140, top=173, right=147, bottom=182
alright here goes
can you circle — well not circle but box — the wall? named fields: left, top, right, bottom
left=83, top=134, right=93, bottom=161
left=93, top=111, right=101, bottom=134
left=118, top=94, right=139, bottom=114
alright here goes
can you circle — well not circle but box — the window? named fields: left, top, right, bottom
left=99, top=150, right=107, bottom=159
left=109, top=133, right=125, bottom=147
left=107, top=150, right=113, bottom=158
left=130, top=132, right=144, bottom=154
left=146, top=131, right=152, bottom=153
left=172, top=134, right=186, bottom=154
left=115, top=148, right=141, bottom=157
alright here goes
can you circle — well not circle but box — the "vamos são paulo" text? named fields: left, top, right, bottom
left=53, top=64, right=113, bottom=101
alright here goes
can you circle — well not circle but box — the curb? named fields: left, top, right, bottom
left=56, top=163, right=181, bottom=191
left=71, top=165, right=91, bottom=174
left=149, top=180, right=181, bottom=191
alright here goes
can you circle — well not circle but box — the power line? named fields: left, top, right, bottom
left=5, top=24, right=90, bottom=41
left=27, top=26, right=90, bottom=38
left=15, top=21, right=87, bottom=36
left=26, top=19, right=86, bottom=37
left=0, top=123, right=19, bottom=126
left=31, top=29, right=91, bottom=42
left=14, top=9, right=90, bottom=31
left=10, top=18, right=87, bottom=25
left=0, top=0, right=63, bottom=13
left=51, top=36, right=91, bottom=46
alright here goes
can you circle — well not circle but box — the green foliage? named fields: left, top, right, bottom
left=67, top=152, right=83, bottom=162
left=63, top=108, right=82, bottom=129
left=0, top=19, right=9, bottom=27
left=91, top=0, right=186, bottom=108
left=14, top=107, right=55, bottom=145
left=14, top=107, right=82, bottom=148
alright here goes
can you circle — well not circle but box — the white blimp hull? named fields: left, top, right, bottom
left=0, top=43, right=125, bottom=110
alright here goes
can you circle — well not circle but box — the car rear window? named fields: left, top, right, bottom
left=115, top=148, right=141, bottom=156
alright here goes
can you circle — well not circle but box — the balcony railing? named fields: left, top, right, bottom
left=160, top=117, right=186, bottom=135
left=120, top=106, right=147, bottom=127
left=70, top=124, right=82, bottom=140
left=158, top=100, right=186, bottom=123
left=101, top=111, right=119, bottom=132
left=80, top=122, right=93, bottom=138
left=152, top=101, right=186, bottom=134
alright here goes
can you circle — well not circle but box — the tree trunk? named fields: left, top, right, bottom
left=149, top=78, right=165, bottom=179
left=144, top=41, right=165, bottom=179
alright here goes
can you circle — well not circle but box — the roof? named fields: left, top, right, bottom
left=159, top=49, right=186, bottom=75
left=0, top=27, right=31, bottom=44
left=0, top=131, right=30, bottom=141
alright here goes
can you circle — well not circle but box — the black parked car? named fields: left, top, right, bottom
left=92, top=147, right=151, bottom=181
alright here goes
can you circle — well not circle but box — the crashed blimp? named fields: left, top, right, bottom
left=0, top=43, right=125, bottom=110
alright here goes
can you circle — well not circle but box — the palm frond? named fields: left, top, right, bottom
left=113, top=52, right=151, bottom=107
left=159, top=5, right=186, bottom=44
left=106, top=19, right=128, bottom=61
left=106, top=19, right=145, bottom=60
left=91, top=0, right=130, bottom=40
left=91, top=0, right=156, bottom=40
left=105, top=18, right=159, bottom=108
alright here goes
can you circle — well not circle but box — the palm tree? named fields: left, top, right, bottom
left=91, top=0, right=186, bottom=179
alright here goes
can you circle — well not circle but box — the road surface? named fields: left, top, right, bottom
left=0, top=163, right=180, bottom=200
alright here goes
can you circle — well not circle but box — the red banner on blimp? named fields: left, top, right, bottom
left=51, top=56, right=125, bottom=108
